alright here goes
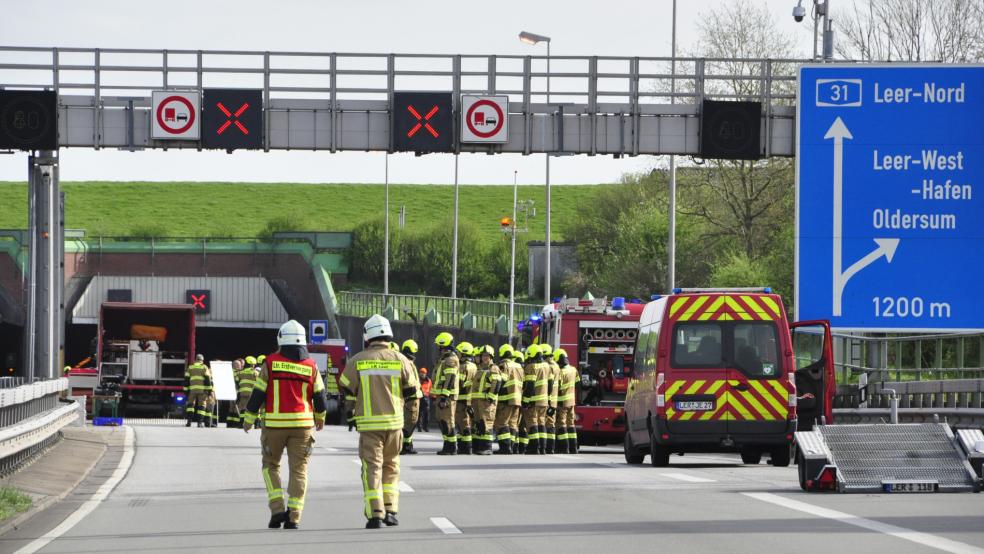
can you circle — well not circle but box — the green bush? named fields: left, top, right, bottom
left=0, top=486, right=31, bottom=521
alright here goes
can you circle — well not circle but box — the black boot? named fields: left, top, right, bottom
left=185, top=420, right=192, bottom=427
left=475, top=439, right=492, bottom=455
left=495, top=439, right=511, bottom=454
left=405, top=440, right=417, bottom=455
left=458, top=437, right=471, bottom=455
left=538, top=435, right=547, bottom=455
left=437, top=441, right=457, bottom=455
left=526, top=427, right=539, bottom=454
left=383, top=512, right=399, bottom=526
left=555, top=434, right=569, bottom=454
left=546, top=427, right=555, bottom=454
left=366, top=517, right=383, bottom=529
left=283, top=521, right=299, bottom=529
left=268, top=510, right=289, bottom=529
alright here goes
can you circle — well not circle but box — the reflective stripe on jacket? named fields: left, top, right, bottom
left=472, top=363, right=501, bottom=405
left=496, top=360, right=524, bottom=406
left=523, top=361, right=550, bottom=406
left=243, top=353, right=326, bottom=428
left=339, top=343, right=416, bottom=432
left=458, top=361, right=477, bottom=403
left=558, top=364, right=578, bottom=407
left=431, top=352, right=459, bottom=399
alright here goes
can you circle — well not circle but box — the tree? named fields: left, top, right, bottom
left=836, top=0, right=984, bottom=62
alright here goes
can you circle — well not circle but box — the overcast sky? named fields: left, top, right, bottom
left=0, top=0, right=815, bottom=185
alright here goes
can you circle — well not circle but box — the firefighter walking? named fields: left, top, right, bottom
left=340, top=315, right=417, bottom=529
left=242, top=320, right=328, bottom=529
left=432, top=333, right=460, bottom=455
left=555, top=348, right=579, bottom=454
left=400, top=340, right=422, bottom=455
left=454, top=342, right=478, bottom=454
left=493, top=344, right=523, bottom=454
left=184, top=354, right=211, bottom=428
left=471, top=345, right=501, bottom=455
left=236, top=357, right=259, bottom=427
left=522, top=345, right=550, bottom=455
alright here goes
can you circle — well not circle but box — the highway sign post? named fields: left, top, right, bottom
left=796, top=64, right=984, bottom=331
left=151, top=91, right=200, bottom=140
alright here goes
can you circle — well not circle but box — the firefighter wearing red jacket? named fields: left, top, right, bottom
left=243, top=320, right=328, bottom=530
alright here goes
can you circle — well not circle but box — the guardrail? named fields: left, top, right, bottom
left=0, top=378, right=77, bottom=476
left=337, top=291, right=541, bottom=335
left=832, top=331, right=984, bottom=384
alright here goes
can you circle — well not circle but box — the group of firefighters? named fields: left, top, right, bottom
left=182, top=353, right=266, bottom=428
left=181, top=314, right=581, bottom=531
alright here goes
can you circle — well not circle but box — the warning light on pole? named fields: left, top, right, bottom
left=500, top=217, right=512, bottom=228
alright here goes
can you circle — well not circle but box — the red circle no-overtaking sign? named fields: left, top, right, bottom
left=465, top=99, right=505, bottom=139
left=156, top=95, right=196, bottom=134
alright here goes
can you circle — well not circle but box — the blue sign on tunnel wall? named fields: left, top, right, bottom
left=796, top=64, right=984, bottom=331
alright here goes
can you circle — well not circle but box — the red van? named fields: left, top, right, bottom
left=623, top=288, right=835, bottom=467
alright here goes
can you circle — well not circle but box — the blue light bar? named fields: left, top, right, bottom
left=764, top=287, right=773, bottom=293
left=672, top=288, right=682, bottom=294
left=612, top=297, right=626, bottom=310
left=650, top=294, right=662, bottom=301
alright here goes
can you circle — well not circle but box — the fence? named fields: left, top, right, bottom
left=0, top=378, right=78, bottom=476
left=832, top=331, right=984, bottom=385
left=336, top=291, right=541, bottom=335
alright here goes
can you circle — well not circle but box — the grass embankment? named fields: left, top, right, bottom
left=0, top=181, right=601, bottom=243
left=0, top=486, right=31, bottom=521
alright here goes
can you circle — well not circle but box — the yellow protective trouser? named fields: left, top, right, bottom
left=493, top=404, right=521, bottom=442
left=237, top=393, right=251, bottom=413
left=359, top=430, right=402, bottom=519
left=472, top=399, right=497, bottom=441
left=188, top=392, right=208, bottom=422
left=436, top=400, right=456, bottom=445
left=261, top=427, right=314, bottom=523
left=454, top=401, right=473, bottom=447
left=403, top=398, right=420, bottom=444
left=557, top=406, right=576, bottom=441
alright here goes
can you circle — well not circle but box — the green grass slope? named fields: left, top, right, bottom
left=0, top=181, right=601, bottom=242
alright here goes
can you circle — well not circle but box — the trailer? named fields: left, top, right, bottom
left=97, top=302, right=196, bottom=417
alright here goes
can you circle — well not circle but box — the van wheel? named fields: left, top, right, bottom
left=624, top=433, right=645, bottom=465
left=740, top=451, right=762, bottom=465
left=649, top=430, right=670, bottom=467
left=770, top=446, right=792, bottom=467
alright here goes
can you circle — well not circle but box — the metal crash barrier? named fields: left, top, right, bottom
left=0, top=378, right=78, bottom=476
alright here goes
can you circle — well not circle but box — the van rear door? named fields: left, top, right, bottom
left=790, top=321, right=835, bottom=430
left=665, top=320, right=728, bottom=435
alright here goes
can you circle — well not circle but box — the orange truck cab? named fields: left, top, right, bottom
left=623, top=288, right=835, bottom=467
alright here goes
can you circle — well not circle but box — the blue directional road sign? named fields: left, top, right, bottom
left=797, top=65, right=984, bottom=331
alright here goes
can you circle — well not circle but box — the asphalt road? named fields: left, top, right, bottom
left=3, top=421, right=984, bottom=554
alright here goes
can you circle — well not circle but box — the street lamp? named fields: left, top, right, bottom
left=508, top=170, right=518, bottom=342
left=518, top=30, right=553, bottom=306
left=668, top=0, right=678, bottom=291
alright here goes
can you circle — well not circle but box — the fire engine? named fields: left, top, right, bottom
left=540, top=295, right=644, bottom=445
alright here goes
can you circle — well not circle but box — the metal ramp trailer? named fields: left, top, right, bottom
left=795, top=423, right=982, bottom=493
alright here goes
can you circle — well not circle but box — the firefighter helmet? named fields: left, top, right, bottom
left=553, top=348, right=568, bottom=362
left=245, top=355, right=257, bottom=365
left=402, top=339, right=419, bottom=355
left=525, top=344, right=541, bottom=361
left=257, top=354, right=266, bottom=365
left=498, top=344, right=514, bottom=359
left=389, top=342, right=400, bottom=351
left=277, top=319, right=307, bottom=346
left=456, top=342, right=474, bottom=356
left=478, top=344, right=495, bottom=358
left=540, top=344, right=553, bottom=357
left=363, top=314, right=393, bottom=343
left=195, top=353, right=205, bottom=362
left=435, top=332, right=454, bottom=348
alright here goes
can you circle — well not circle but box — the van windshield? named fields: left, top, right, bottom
left=671, top=321, right=781, bottom=376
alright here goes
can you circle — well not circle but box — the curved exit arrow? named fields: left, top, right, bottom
left=826, top=117, right=900, bottom=316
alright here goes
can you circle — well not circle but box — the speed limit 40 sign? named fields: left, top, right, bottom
left=461, top=95, right=508, bottom=143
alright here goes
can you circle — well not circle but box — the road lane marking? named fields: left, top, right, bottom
left=744, top=492, right=984, bottom=554
left=16, top=426, right=136, bottom=554
left=399, top=481, right=414, bottom=492
left=430, top=516, right=462, bottom=534
left=323, top=447, right=339, bottom=452
left=553, top=454, right=579, bottom=460
left=662, top=472, right=716, bottom=483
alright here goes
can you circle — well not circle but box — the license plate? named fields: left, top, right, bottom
left=676, top=401, right=714, bottom=411
left=882, top=481, right=937, bottom=493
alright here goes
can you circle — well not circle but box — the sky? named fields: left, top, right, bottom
left=0, top=0, right=817, bottom=185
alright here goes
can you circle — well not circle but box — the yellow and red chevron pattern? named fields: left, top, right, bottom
left=664, top=379, right=790, bottom=421
left=669, top=294, right=782, bottom=322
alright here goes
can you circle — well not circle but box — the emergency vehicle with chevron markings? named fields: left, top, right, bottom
left=623, top=288, right=834, bottom=467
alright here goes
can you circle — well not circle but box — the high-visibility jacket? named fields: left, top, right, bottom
left=184, top=362, right=211, bottom=393
left=243, top=352, right=328, bottom=428
left=339, top=342, right=417, bottom=432
left=547, top=359, right=561, bottom=408
left=236, top=365, right=258, bottom=395
left=431, top=352, right=460, bottom=399
left=523, top=360, right=550, bottom=406
left=558, top=364, right=578, bottom=408
left=496, top=360, right=524, bottom=406
left=472, top=362, right=501, bottom=405
left=420, top=378, right=432, bottom=397
left=325, top=372, right=341, bottom=395
left=458, top=360, right=478, bottom=403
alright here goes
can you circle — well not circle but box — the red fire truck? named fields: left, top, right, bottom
left=540, top=296, right=644, bottom=445
left=308, top=338, right=348, bottom=424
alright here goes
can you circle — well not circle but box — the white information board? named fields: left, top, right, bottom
left=210, top=360, right=237, bottom=401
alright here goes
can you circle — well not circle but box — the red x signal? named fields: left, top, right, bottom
left=406, top=104, right=440, bottom=138
left=190, top=294, right=208, bottom=310
left=215, top=102, right=250, bottom=135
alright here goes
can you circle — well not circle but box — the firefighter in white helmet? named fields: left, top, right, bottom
left=242, top=320, right=328, bottom=529
left=340, top=315, right=417, bottom=529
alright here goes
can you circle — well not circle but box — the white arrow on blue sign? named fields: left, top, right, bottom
left=796, top=64, right=983, bottom=331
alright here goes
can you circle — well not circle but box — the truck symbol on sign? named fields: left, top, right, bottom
left=164, top=108, right=189, bottom=123
left=473, top=111, right=497, bottom=127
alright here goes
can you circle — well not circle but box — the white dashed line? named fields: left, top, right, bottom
left=399, top=481, right=414, bottom=492
left=430, top=516, right=462, bottom=534
left=323, top=447, right=339, bottom=452
left=661, top=472, right=716, bottom=483
left=744, top=492, right=984, bottom=554
left=553, top=454, right=580, bottom=460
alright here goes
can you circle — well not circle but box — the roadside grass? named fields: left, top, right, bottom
left=0, top=181, right=602, bottom=243
left=0, top=486, right=31, bottom=521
